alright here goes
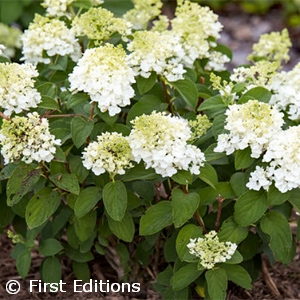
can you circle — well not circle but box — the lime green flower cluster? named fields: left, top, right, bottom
left=248, top=29, right=291, bottom=65
left=0, top=112, right=61, bottom=164
left=82, top=132, right=134, bottom=180
left=0, top=23, right=22, bottom=58
left=187, top=231, right=237, bottom=269
left=72, top=7, right=131, bottom=44
left=123, top=0, right=163, bottom=30
left=188, top=115, right=212, bottom=142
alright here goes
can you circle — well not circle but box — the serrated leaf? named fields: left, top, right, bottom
left=74, top=187, right=102, bottom=218
left=234, top=190, right=268, bottom=226
left=103, top=180, right=127, bottom=221
left=171, top=189, right=200, bottom=228
left=140, top=201, right=173, bottom=236
left=71, top=117, right=94, bottom=148
left=260, top=211, right=292, bottom=264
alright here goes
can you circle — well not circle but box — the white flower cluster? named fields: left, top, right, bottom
left=0, top=112, right=61, bottom=164
left=171, top=0, right=223, bottom=67
left=214, top=100, right=284, bottom=158
left=123, top=0, right=163, bottom=30
left=127, top=31, right=186, bottom=82
left=0, top=23, right=22, bottom=58
left=82, top=132, right=133, bottom=179
left=0, top=63, right=41, bottom=116
left=205, top=50, right=230, bottom=72
left=21, top=14, right=81, bottom=65
left=269, top=62, right=300, bottom=120
left=128, top=112, right=205, bottom=177
left=42, top=0, right=104, bottom=17
left=68, top=44, right=135, bottom=116
left=247, top=126, right=300, bottom=193
left=187, top=231, right=237, bottom=269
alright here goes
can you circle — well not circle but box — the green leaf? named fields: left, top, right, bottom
left=171, top=263, right=204, bottom=291
left=267, top=185, right=290, bottom=206
left=218, top=216, right=248, bottom=244
left=171, top=78, right=198, bottom=109
left=107, top=212, right=135, bottom=242
left=66, top=92, right=90, bottom=109
left=224, top=250, right=243, bottom=264
left=49, top=173, right=80, bottom=195
left=234, top=190, right=268, bottom=227
left=171, top=170, right=193, bottom=185
left=199, top=182, right=235, bottom=205
left=171, top=189, right=200, bottom=228
left=288, top=188, right=300, bottom=212
left=205, top=268, right=228, bottom=300
left=239, top=86, right=271, bottom=103
left=212, top=114, right=227, bottom=139
left=0, top=163, right=17, bottom=181
left=221, top=264, right=252, bottom=289
left=74, top=187, right=102, bottom=218
left=176, top=224, right=203, bottom=262
left=68, top=155, right=89, bottom=183
left=230, top=172, right=248, bottom=197
left=7, top=163, right=41, bottom=206
left=39, top=238, right=64, bottom=256
left=16, top=249, right=31, bottom=279
left=199, top=163, right=218, bottom=189
left=25, top=188, right=61, bottom=229
left=72, top=261, right=90, bottom=282
left=103, top=180, right=127, bottom=221
left=65, top=247, right=94, bottom=262
left=39, top=96, right=60, bottom=110
left=37, top=82, right=58, bottom=98
left=140, top=201, right=173, bottom=236
left=260, top=211, right=293, bottom=264
left=198, top=95, right=226, bottom=111
left=136, top=73, right=157, bottom=94
left=71, top=117, right=94, bottom=148
left=74, top=210, right=97, bottom=242
left=123, top=162, right=159, bottom=181
left=204, top=143, right=228, bottom=163
left=42, top=257, right=61, bottom=283
left=234, top=148, right=256, bottom=170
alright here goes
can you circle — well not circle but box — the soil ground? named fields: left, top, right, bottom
left=1, top=3, right=300, bottom=300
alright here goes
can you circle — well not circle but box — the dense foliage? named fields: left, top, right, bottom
left=0, top=0, right=300, bottom=299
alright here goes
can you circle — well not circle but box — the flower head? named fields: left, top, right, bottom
left=82, top=132, right=133, bottom=179
left=214, top=100, right=284, bottom=158
left=21, top=14, right=81, bottom=65
left=123, top=0, right=163, bottom=30
left=128, top=112, right=205, bottom=177
left=0, top=63, right=41, bottom=116
left=72, top=7, right=131, bottom=44
left=68, top=44, right=135, bottom=116
left=187, top=231, right=237, bottom=269
left=127, top=30, right=186, bottom=82
left=188, top=115, right=212, bottom=142
left=0, top=23, right=22, bottom=58
left=0, top=112, right=61, bottom=164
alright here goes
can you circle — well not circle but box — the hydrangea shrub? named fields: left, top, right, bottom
left=0, top=0, right=299, bottom=299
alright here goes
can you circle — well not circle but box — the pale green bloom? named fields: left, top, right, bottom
left=187, top=231, right=237, bottom=269
left=128, top=112, right=206, bottom=177
left=215, top=100, right=284, bottom=158
left=82, top=132, right=133, bottom=179
left=0, top=112, right=61, bottom=164
left=123, top=0, right=163, bottom=30
left=248, top=29, right=291, bottom=65
left=0, top=23, right=22, bottom=58
left=151, top=15, right=170, bottom=32
left=21, top=14, right=81, bottom=65
left=188, top=115, right=212, bottom=142
left=171, top=0, right=222, bottom=67
left=0, top=62, right=41, bottom=115
left=72, top=7, right=131, bottom=44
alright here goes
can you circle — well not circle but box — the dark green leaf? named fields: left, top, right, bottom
left=71, top=117, right=94, bottom=148
left=171, top=170, right=193, bottom=185
left=16, top=249, right=31, bottom=279
left=234, top=190, right=268, bottom=226
left=205, top=268, right=228, bottom=300
left=221, top=264, right=252, bottom=289
left=260, top=211, right=293, bottom=264
left=239, top=87, right=271, bottom=103
left=267, top=185, right=290, bottom=206
left=199, top=163, right=218, bottom=189
left=171, top=189, right=200, bottom=228
left=103, top=180, right=127, bottom=221
left=230, top=172, right=248, bottom=197
left=171, top=263, right=204, bottom=291
left=74, top=210, right=97, bottom=242
left=42, top=257, right=61, bottom=283
left=39, top=238, right=64, bottom=256
left=72, top=261, right=90, bottom=282
left=198, top=95, right=226, bottom=111
left=49, top=173, right=80, bottom=195
left=123, top=162, right=159, bottom=181
left=140, top=201, right=173, bottom=236
left=199, top=182, right=235, bottom=205
left=136, top=73, right=157, bottom=94
left=74, top=187, right=102, bottom=218
left=39, top=96, right=60, bottom=110
left=66, top=93, right=90, bottom=109
left=234, top=148, right=256, bottom=170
